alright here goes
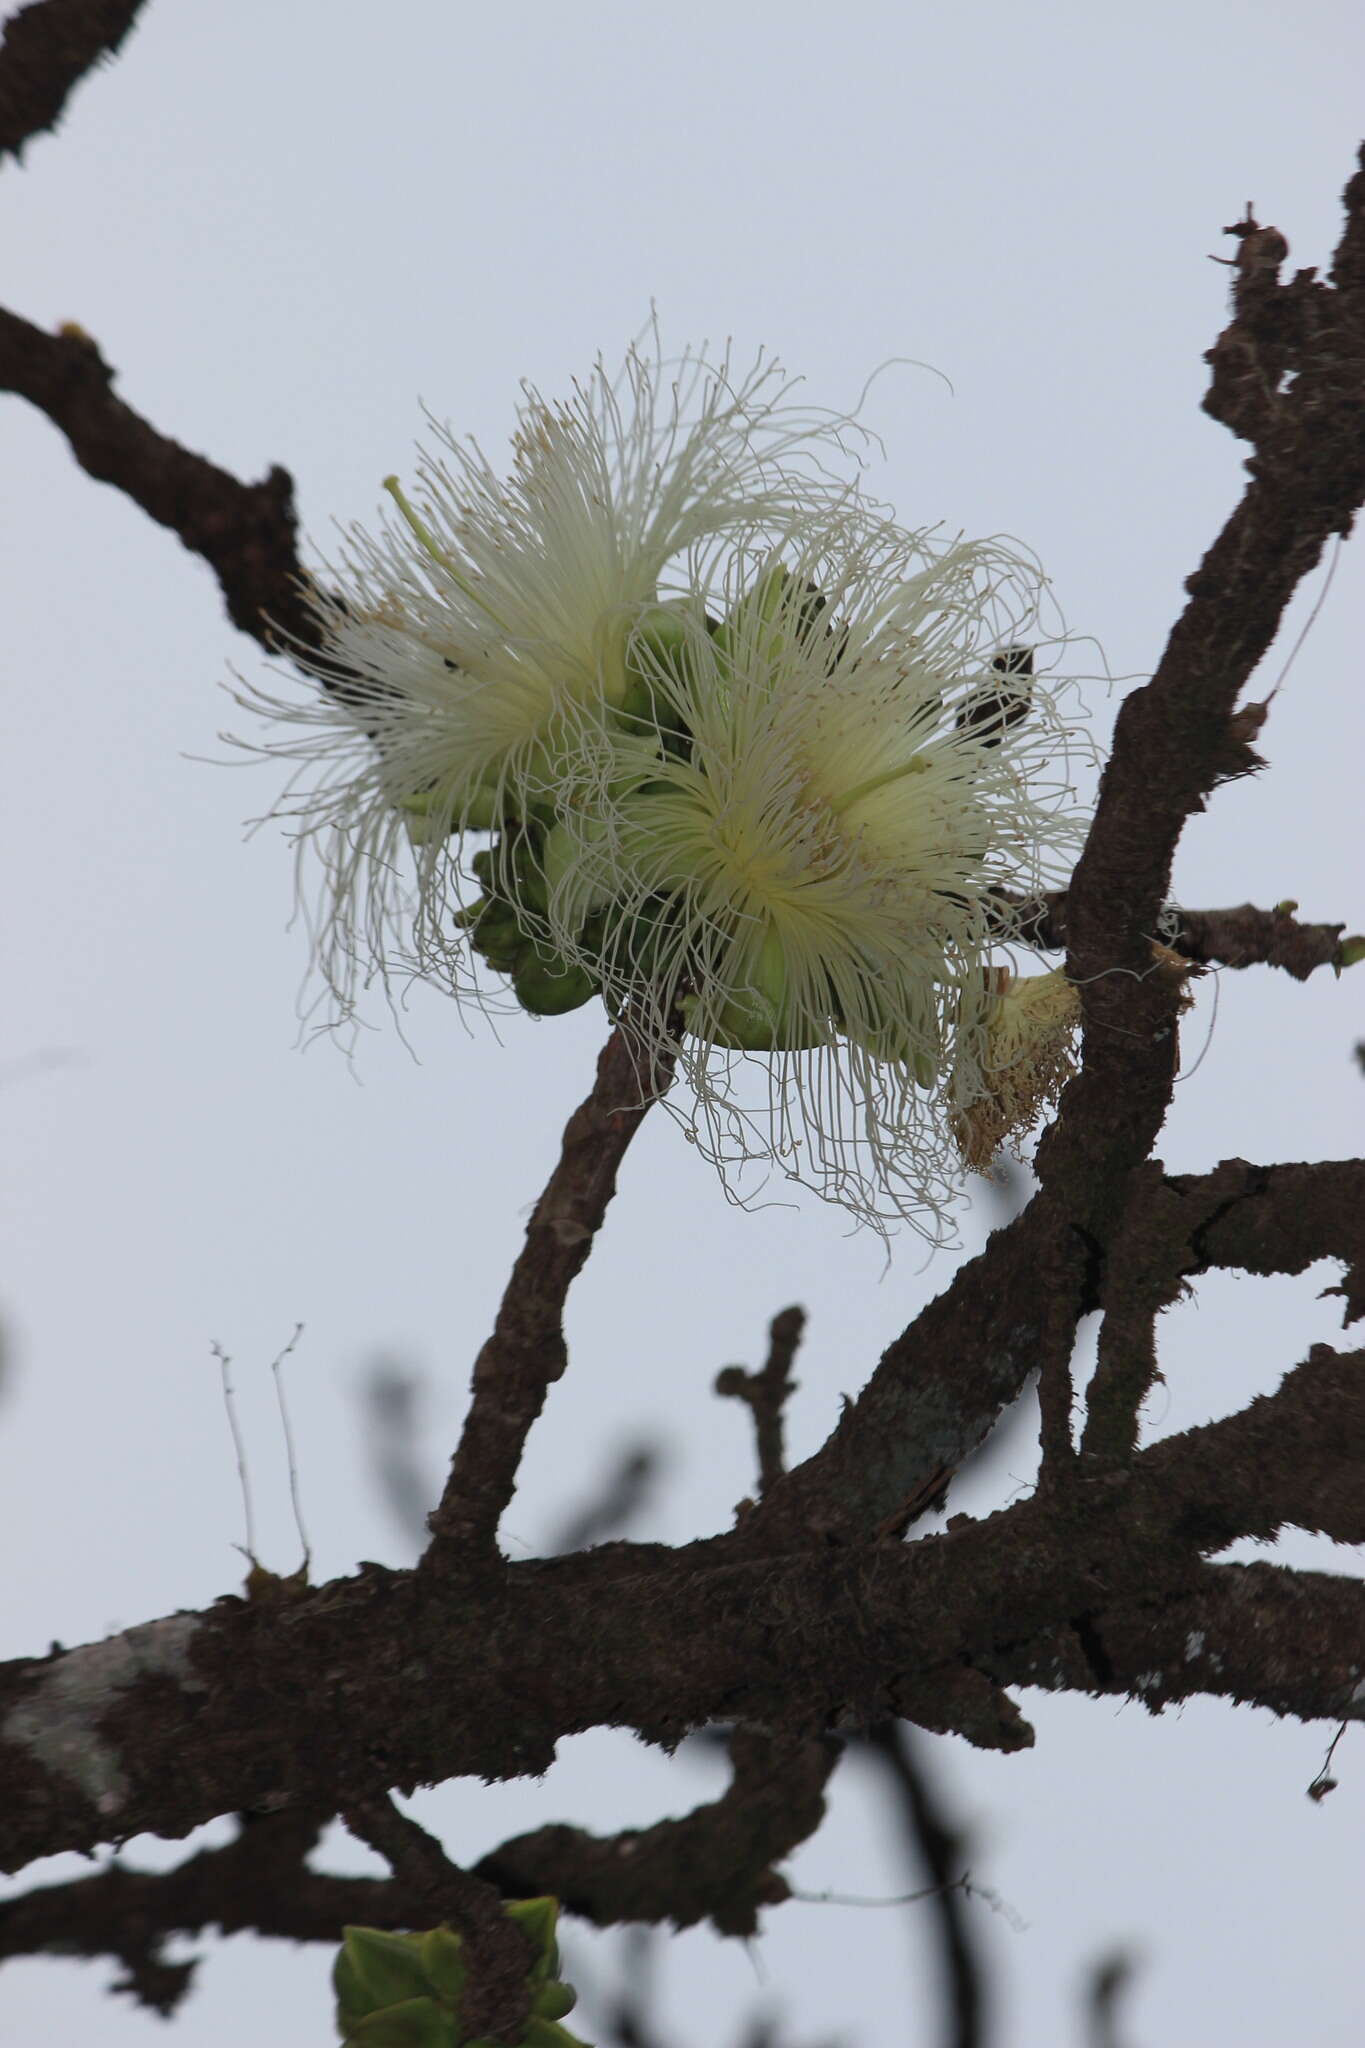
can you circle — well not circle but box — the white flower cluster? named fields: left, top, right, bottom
left=246, top=337, right=1093, bottom=1234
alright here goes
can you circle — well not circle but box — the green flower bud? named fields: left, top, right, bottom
left=1338, top=934, right=1365, bottom=972
left=512, top=947, right=598, bottom=1016
left=469, top=904, right=525, bottom=975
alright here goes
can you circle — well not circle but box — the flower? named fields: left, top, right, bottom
left=241, top=331, right=876, bottom=1009
left=541, top=530, right=1091, bottom=1230
left=245, top=337, right=1094, bottom=1235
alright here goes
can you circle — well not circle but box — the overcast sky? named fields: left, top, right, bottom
left=2, top=3, right=1363, bottom=2043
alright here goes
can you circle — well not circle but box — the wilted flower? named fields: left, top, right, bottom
left=245, top=338, right=1095, bottom=1235
left=951, top=966, right=1083, bottom=1174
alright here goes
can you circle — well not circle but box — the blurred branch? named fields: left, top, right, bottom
left=362, top=1359, right=438, bottom=1552
left=0, top=306, right=321, bottom=650
left=0, top=0, right=144, bottom=160
left=424, top=1020, right=677, bottom=1565
left=716, top=1305, right=806, bottom=1498
left=0, top=1809, right=346, bottom=2015
left=549, top=1441, right=664, bottom=1555
left=863, top=1723, right=985, bottom=2048
left=1085, top=1951, right=1139, bottom=2048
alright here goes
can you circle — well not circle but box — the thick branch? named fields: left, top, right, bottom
left=0, top=1729, right=836, bottom=1990
left=0, top=0, right=144, bottom=159
left=1127, top=1158, right=1365, bottom=1326
left=981, top=1560, right=1365, bottom=1727
left=5, top=1343, right=1358, bottom=1873
left=0, top=306, right=320, bottom=650
left=425, top=1022, right=676, bottom=1563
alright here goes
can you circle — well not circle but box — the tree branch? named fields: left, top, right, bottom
left=475, top=1725, right=838, bottom=1937
left=861, top=1722, right=985, bottom=2048
left=0, top=0, right=144, bottom=160
left=340, top=1796, right=533, bottom=2043
left=424, top=1021, right=677, bottom=1564
left=6, top=1343, right=1359, bottom=1873
left=981, top=1559, right=1365, bottom=1727
left=1009, top=891, right=1358, bottom=981
left=716, top=1305, right=806, bottom=1499
left=1039, top=161, right=1365, bottom=1209
left=0, top=306, right=320, bottom=650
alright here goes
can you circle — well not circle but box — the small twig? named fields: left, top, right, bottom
left=424, top=1021, right=676, bottom=1564
left=1308, top=1720, right=1349, bottom=1801
left=340, top=1796, right=533, bottom=2042
left=1005, top=891, right=1355, bottom=983
left=716, top=1306, right=806, bottom=1498
left=0, top=0, right=145, bottom=160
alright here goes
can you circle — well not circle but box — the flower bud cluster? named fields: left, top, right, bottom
left=333, top=1899, right=586, bottom=2047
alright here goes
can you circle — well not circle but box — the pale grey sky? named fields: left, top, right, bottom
left=2, top=3, right=1363, bottom=2043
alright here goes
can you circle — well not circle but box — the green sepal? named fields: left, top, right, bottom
left=336, top=1927, right=434, bottom=2016
left=342, top=1993, right=459, bottom=2047
left=689, top=927, right=829, bottom=1052
left=1338, top=934, right=1365, bottom=972
left=417, top=1926, right=468, bottom=2008
left=712, top=562, right=791, bottom=672
left=397, top=784, right=503, bottom=838
left=541, top=820, right=615, bottom=920
left=504, top=1896, right=560, bottom=1977
left=518, top=2018, right=593, bottom=2047
left=530, top=1978, right=577, bottom=2019
left=620, top=600, right=702, bottom=731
